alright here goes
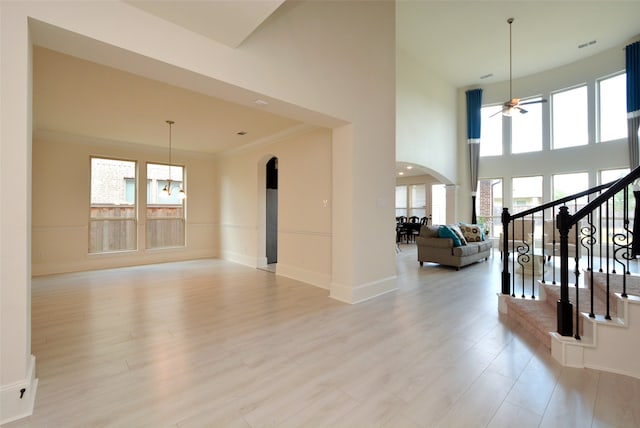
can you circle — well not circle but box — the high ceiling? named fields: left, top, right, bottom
left=124, top=1, right=640, bottom=89
left=32, top=1, right=640, bottom=169
left=398, top=1, right=640, bottom=88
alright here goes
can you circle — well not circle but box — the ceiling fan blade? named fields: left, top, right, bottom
left=489, top=109, right=504, bottom=118
left=517, top=107, right=528, bottom=114
left=518, top=99, right=548, bottom=106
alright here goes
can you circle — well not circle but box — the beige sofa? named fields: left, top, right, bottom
left=416, top=224, right=492, bottom=270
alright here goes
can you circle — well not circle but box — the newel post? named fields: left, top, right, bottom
left=501, top=208, right=511, bottom=295
left=557, top=206, right=574, bottom=336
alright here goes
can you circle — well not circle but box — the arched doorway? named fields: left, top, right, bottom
left=266, top=157, right=278, bottom=265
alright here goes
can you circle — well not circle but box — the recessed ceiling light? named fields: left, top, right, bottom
left=406, top=165, right=413, bottom=170
left=254, top=99, right=269, bottom=106
left=398, top=171, right=404, bottom=176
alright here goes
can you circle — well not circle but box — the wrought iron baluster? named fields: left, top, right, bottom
left=501, top=208, right=511, bottom=296
left=605, top=199, right=611, bottom=321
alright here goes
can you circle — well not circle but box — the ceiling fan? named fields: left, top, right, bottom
left=491, top=18, right=547, bottom=117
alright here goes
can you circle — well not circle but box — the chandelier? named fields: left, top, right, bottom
left=162, top=120, right=186, bottom=200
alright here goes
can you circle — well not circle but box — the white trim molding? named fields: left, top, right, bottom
left=330, top=276, right=397, bottom=304
left=0, top=355, right=38, bottom=425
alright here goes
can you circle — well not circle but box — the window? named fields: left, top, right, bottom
left=598, top=73, right=627, bottom=142
left=146, top=163, right=186, bottom=248
left=409, top=184, right=426, bottom=218
left=395, top=185, right=407, bottom=217
left=431, top=184, right=446, bottom=225
left=600, top=168, right=629, bottom=185
left=476, top=178, right=502, bottom=238
left=480, top=105, right=503, bottom=156
left=89, top=157, right=137, bottom=253
left=512, top=97, right=543, bottom=154
left=553, top=172, right=589, bottom=212
left=512, top=176, right=542, bottom=214
left=552, top=85, right=588, bottom=149
left=599, top=168, right=632, bottom=238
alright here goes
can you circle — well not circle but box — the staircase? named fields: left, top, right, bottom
left=498, top=166, right=640, bottom=379
left=499, top=271, right=640, bottom=378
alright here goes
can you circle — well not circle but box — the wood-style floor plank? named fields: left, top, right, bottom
left=5, top=248, right=640, bottom=427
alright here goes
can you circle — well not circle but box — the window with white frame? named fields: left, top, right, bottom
left=552, top=85, right=588, bottom=149
left=395, top=185, right=407, bottom=217
left=600, top=168, right=629, bottom=185
left=512, top=176, right=543, bottom=214
left=89, top=157, right=137, bottom=253
left=409, top=184, right=426, bottom=218
left=512, top=97, right=543, bottom=154
left=552, top=172, right=589, bottom=212
left=599, top=168, right=633, bottom=235
left=480, top=105, right=503, bottom=156
left=598, top=73, right=627, bottom=143
left=476, top=178, right=503, bottom=238
left=146, top=163, right=186, bottom=248
left=431, top=184, right=446, bottom=225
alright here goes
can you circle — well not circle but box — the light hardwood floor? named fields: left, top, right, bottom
left=5, top=246, right=640, bottom=427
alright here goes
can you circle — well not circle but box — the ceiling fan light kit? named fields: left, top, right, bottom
left=493, top=17, right=548, bottom=117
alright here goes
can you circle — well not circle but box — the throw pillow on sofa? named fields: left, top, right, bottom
left=449, top=224, right=468, bottom=246
left=459, top=223, right=484, bottom=242
left=438, top=225, right=463, bottom=247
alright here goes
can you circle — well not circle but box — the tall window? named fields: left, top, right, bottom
left=552, top=85, right=588, bottom=149
left=146, top=163, right=186, bottom=248
left=552, top=172, right=589, bottom=212
left=395, top=185, right=407, bottom=217
left=480, top=105, right=502, bottom=156
left=512, top=176, right=542, bottom=214
left=599, top=168, right=632, bottom=238
left=409, top=184, right=426, bottom=218
left=600, top=168, right=629, bottom=185
left=431, top=184, right=446, bottom=225
left=598, top=73, right=627, bottom=142
left=512, top=97, right=543, bottom=154
left=476, top=178, right=502, bottom=238
left=89, top=157, right=137, bottom=253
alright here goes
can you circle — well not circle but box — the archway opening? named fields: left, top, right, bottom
left=266, top=157, right=278, bottom=265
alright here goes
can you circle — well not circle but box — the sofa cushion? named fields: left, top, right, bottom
left=438, top=225, right=462, bottom=247
left=476, top=240, right=493, bottom=252
left=452, top=243, right=480, bottom=257
left=459, top=223, right=484, bottom=242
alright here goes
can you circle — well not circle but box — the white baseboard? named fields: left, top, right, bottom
left=0, top=355, right=38, bottom=425
left=330, top=275, right=397, bottom=304
left=275, top=263, right=331, bottom=290
left=221, top=250, right=257, bottom=267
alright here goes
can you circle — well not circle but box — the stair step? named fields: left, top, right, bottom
left=505, top=273, right=640, bottom=352
left=505, top=297, right=555, bottom=349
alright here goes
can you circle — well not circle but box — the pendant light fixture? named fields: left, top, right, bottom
left=162, top=120, right=186, bottom=200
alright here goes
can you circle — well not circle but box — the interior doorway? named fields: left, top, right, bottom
left=266, top=157, right=278, bottom=265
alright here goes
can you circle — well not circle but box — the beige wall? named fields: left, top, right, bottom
left=1, top=1, right=395, bottom=421
left=397, top=49, right=458, bottom=185
left=31, top=136, right=217, bottom=276
left=217, top=127, right=332, bottom=288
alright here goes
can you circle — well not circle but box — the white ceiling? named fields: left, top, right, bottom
left=32, top=1, right=640, bottom=171
left=398, top=1, right=640, bottom=88
left=124, top=0, right=286, bottom=48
